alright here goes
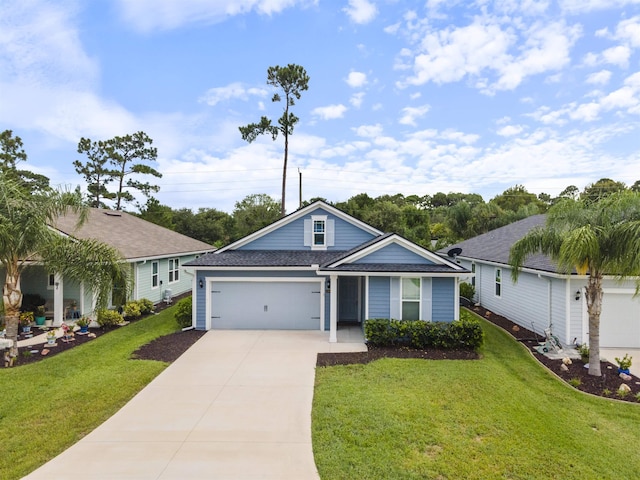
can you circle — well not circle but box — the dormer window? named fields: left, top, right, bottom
left=313, top=219, right=326, bottom=246
left=304, top=214, right=334, bottom=250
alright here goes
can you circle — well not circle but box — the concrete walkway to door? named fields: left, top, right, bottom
left=24, top=328, right=367, bottom=480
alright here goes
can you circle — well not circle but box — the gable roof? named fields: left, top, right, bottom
left=52, top=208, right=214, bottom=261
left=439, top=214, right=558, bottom=273
left=325, top=233, right=466, bottom=271
left=216, top=200, right=383, bottom=253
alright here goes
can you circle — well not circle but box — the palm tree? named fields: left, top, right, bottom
left=0, top=174, right=129, bottom=364
left=509, top=191, right=640, bottom=376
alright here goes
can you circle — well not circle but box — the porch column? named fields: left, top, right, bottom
left=53, top=274, right=64, bottom=326
left=329, top=274, right=338, bottom=343
left=454, top=277, right=460, bottom=321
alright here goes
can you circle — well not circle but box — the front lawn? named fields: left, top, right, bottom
left=0, top=306, right=180, bottom=480
left=312, top=312, right=640, bottom=479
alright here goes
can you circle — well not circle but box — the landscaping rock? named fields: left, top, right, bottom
left=560, top=364, right=569, bottom=372
left=620, top=373, right=633, bottom=381
left=562, top=357, right=572, bottom=365
left=619, top=383, right=632, bottom=393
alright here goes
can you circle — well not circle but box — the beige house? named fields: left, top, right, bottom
left=20, top=208, right=213, bottom=325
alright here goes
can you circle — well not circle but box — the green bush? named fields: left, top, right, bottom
left=97, top=309, right=124, bottom=327
left=364, top=316, right=483, bottom=351
left=174, top=298, right=192, bottom=329
left=122, top=301, right=141, bottom=319
left=137, top=298, right=154, bottom=315
left=460, top=282, right=476, bottom=301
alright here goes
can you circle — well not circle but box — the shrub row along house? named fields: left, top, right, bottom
left=184, top=201, right=469, bottom=342
left=442, top=215, right=640, bottom=349
left=16, top=208, right=213, bottom=325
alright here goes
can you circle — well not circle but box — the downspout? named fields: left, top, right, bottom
left=183, top=268, right=196, bottom=330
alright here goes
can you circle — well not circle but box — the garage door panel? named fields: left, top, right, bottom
left=600, top=293, right=640, bottom=349
left=211, top=281, right=321, bottom=330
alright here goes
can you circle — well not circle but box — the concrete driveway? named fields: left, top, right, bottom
left=24, top=329, right=367, bottom=480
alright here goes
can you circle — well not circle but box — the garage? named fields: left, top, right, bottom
left=209, top=279, right=323, bottom=330
left=600, top=291, right=640, bottom=348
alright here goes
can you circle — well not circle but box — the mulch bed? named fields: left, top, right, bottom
left=5, top=292, right=196, bottom=367
left=469, top=304, right=640, bottom=404
left=317, top=346, right=479, bottom=367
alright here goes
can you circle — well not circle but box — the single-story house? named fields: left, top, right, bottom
left=17, top=208, right=214, bottom=325
left=184, top=201, right=469, bottom=342
left=441, top=214, right=640, bottom=349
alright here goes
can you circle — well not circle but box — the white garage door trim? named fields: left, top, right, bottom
left=594, top=288, right=640, bottom=349
left=204, top=277, right=325, bottom=331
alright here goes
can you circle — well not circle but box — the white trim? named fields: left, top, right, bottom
left=330, top=274, right=338, bottom=342
left=191, top=266, right=318, bottom=272
left=401, top=277, right=421, bottom=321
left=168, top=257, right=180, bottom=284
left=364, top=276, right=370, bottom=320
left=318, top=271, right=471, bottom=278
left=311, top=215, right=328, bottom=250
left=204, top=277, right=325, bottom=332
left=565, top=279, right=571, bottom=344
left=495, top=267, right=502, bottom=298
left=217, top=201, right=383, bottom=253
left=454, top=277, right=460, bottom=321
left=328, top=235, right=465, bottom=270
left=127, top=250, right=214, bottom=263
left=151, top=260, right=160, bottom=289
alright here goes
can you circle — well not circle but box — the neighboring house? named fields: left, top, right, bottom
left=184, top=201, right=469, bottom=342
left=18, top=208, right=213, bottom=325
left=441, top=215, right=640, bottom=349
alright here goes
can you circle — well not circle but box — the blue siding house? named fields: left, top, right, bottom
left=185, top=201, right=469, bottom=342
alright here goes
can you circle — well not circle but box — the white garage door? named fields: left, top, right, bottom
left=600, top=292, right=640, bottom=348
left=210, top=280, right=322, bottom=330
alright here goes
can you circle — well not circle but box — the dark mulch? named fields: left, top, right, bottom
left=131, top=329, right=206, bottom=363
left=5, top=292, right=195, bottom=368
left=317, top=346, right=479, bottom=367
left=469, top=304, right=640, bottom=403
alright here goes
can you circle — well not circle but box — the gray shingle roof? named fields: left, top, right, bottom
left=185, top=250, right=343, bottom=267
left=438, top=214, right=559, bottom=272
left=319, top=263, right=463, bottom=273
left=53, top=208, right=214, bottom=260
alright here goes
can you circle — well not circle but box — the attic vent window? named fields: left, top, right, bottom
left=103, top=211, right=122, bottom=217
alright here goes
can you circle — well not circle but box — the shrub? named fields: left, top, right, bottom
left=174, top=298, right=192, bottom=329
left=364, top=315, right=483, bottom=351
left=568, top=378, right=582, bottom=388
left=122, top=301, right=142, bottom=319
left=576, top=344, right=589, bottom=363
left=97, top=309, right=124, bottom=327
left=137, top=298, right=154, bottom=315
left=459, top=282, right=475, bottom=301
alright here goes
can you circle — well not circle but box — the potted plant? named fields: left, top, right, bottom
left=46, top=329, right=57, bottom=345
left=615, top=354, right=633, bottom=375
left=19, top=311, right=34, bottom=333
left=76, top=316, right=90, bottom=333
left=61, top=323, right=75, bottom=342
left=34, top=305, right=46, bottom=326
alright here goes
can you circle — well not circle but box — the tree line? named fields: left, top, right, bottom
left=2, top=128, right=638, bottom=249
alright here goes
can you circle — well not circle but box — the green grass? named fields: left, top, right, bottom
left=312, top=311, right=640, bottom=480
left=0, top=307, right=180, bottom=480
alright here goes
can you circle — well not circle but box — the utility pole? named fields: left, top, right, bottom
left=299, top=168, right=302, bottom=209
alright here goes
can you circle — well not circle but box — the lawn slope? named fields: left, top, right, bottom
left=0, top=308, right=180, bottom=480
left=313, top=313, right=640, bottom=480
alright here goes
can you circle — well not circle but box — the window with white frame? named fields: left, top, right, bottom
left=169, top=258, right=180, bottom=283
left=313, top=218, right=326, bottom=247
left=471, top=263, right=476, bottom=287
left=495, top=268, right=502, bottom=297
left=151, top=261, right=159, bottom=288
left=47, top=273, right=55, bottom=290
left=402, top=277, right=421, bottom=320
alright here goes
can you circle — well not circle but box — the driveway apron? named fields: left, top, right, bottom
left=24, top=330, right=367, bottom=480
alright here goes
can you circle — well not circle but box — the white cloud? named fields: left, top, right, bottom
left=602, top=45, right=631, bottom=67
left=312, top=104, right=348, bottom=120
left=613, top=16, right=640, bottom=48
left=350, top=92, right=365, bottom=108
left=199, top=82, right=268, bottom=106
left=497, top=124, right=524, bottom=136
left=560, top=0, right=640, bottom=14
left=586, top=70, right=612, bottom=85
left=353, top=124, right=383, bottom=138
left=343, top=0, right=378, bottom=25
left=398, top=105, right=430, bottom=126
left=115, top=0, right=307, bottom=32
left=397, top=15, right=580, bottom=94
left=345, top=71, right=368, bottom=88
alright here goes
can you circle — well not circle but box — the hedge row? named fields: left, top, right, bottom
left=364, top=317, right=484, bottom=351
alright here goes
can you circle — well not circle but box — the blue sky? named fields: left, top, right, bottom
left=1, top=0, right=640, bottom=213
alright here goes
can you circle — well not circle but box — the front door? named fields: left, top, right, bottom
left=338, top=277, right=360, bottom=322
